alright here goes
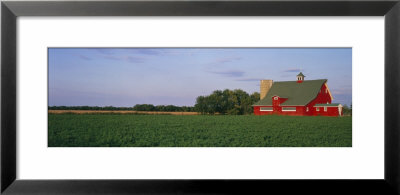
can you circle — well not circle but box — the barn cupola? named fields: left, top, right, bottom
left=296, top=72, right=305, bottom=83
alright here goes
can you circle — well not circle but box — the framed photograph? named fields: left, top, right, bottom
left=2, top=0, right=400, bottom=194
left=47, top=47, right=352, bottom=147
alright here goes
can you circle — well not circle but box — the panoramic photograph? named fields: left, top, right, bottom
left=48, top=48, right=352, bottom=147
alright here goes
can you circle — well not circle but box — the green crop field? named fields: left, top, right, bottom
left=48, top=114, right=352, bottom=147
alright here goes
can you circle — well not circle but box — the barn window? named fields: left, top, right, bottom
left=306, top=107, right=309, bottom=112
left=282, top=107, right=296, bottom=112
left=316, top=107, right=320, bottom=111
left=325, top=89, right=328, bottom=93
left=274, top=96, right=278, bottom=100
left=260, top=107, right=273, bottom=111
left=324, top=107, right=327, bottom=112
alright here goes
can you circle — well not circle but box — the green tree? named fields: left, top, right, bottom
left=194, top=89, right=260, bottom=115
left=342, top=104, right=352, bottom=116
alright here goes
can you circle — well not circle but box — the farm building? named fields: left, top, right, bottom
left=253, top=72, right=343, bottom=116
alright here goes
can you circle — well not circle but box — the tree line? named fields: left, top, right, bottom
left=48, top=105, right=195, bottom=112
left=132, top=104, right=195, bottom=112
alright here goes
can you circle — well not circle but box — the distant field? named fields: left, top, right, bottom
left=48, top=110, right=198, bottom=115
left=48, top=114, right=352, bottom=147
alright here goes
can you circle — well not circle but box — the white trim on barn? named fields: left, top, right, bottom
left=282, top=107, right=296, bottom=112
left=260, top=107, right=273, bottom=111
left=324, top=83, right=334, bottom=101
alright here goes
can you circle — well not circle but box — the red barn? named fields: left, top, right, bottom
left=253, top=72, right=343, bottom=116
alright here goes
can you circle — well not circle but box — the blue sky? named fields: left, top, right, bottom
left=48, top=48, right=352, bottom=107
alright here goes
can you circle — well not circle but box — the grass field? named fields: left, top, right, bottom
left=48, top=113, right=352, bottom=147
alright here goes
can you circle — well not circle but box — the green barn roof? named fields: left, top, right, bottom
left=253, top=79, right=327, bottom=106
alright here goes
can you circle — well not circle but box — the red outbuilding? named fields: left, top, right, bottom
left=253, top=72, right=343, bottom=116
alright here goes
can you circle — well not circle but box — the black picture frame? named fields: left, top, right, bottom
left=2, top=0, right=400, bottom=194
